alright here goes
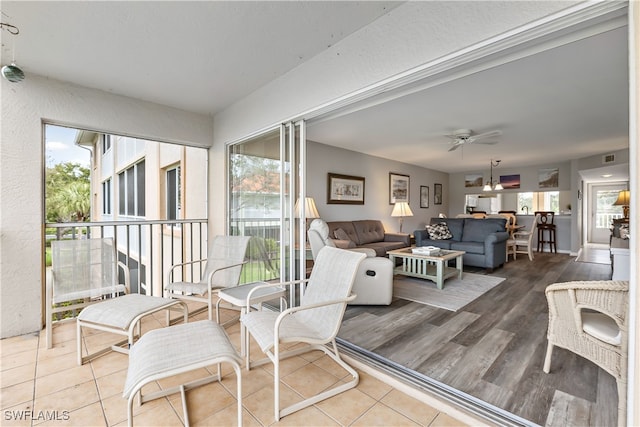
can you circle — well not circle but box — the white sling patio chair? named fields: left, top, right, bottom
left=165, top=235, right=251, bottom=320
left=48, top=238, right=189, bottom=365
left=241, top=246, right=366, bottom=421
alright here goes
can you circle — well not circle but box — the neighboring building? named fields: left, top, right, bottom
left=76, top=131, right=208, bottom=296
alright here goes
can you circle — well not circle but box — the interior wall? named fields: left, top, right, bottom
left=448, top=161, right=572, bottom=215
left=0, top=75, right=213, bottom=338
left=307, top=141, right=448, bottom=234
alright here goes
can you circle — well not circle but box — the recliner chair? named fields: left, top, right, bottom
left=307, top=219, right=393, bottom=305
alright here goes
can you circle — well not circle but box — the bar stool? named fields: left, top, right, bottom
left=535, top=211, right=556, bottom=253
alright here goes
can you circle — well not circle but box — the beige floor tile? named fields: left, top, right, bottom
left=34, top=401, right=107, bottom=426
left=312, top=353, right=353, bottom=380
left=33, top=380, right=99, bottom=413
left=281, top=363, right=340, bottom=399
left=381, top=389, right=440, bottom=425
left=222, top=366, right=274, bottom=399
left=0, top=380, right=34, bottom=410
left=95, top=368, right=128, bottom=399
left=351, top=402, right=420, bottom=426
left=128, top=397, right=182, bottom=427
left=428, top=412, right=469, bottom=427
left=45, top=323, right=77, bottom=348
left=241, top=382, right=302, bottom=426
left=260, top=355, right=310, bottom=377
left=1, top=363, right=37, bottom=388
left=270, top=404, right=340, bottom=426
left=195, top=406, right=261, bottom=427
left=35, top=351, right=81, bottom=378
left=34, top=365, right=94, bottom=397
left=90, top=351, right=128, bottom=378
left=355, top=371, right=393, bottom=400
left=1, top=333, right=39, bottom=357
left=37, top=338, right=76, bottom=360
left=2, top=348, right=37, bottom=371
left=167, top=381, right=238, bottom=425
left=103, top=386, right=167, bottom=426
left=316, top=387, right=377, bottom=425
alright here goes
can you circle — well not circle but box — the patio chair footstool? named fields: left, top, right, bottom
left=123, top=320, right=242, bottom=427
left=76, top=294, right=189, bottom=365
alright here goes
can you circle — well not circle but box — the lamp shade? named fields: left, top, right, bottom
left=294, top=197, right=320, bottom=219
left=391, top=202, right=413, bottom=217
left=613, top=190, right=630, bottom=206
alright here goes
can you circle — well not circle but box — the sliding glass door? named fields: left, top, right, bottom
left=227, top=121, right=307, bottom=304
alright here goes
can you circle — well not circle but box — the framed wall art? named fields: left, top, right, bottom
left=434, top=183, right=443, bottom=205
left=500, top=174, right=521, bottom=189
left=420, top=186, right=429, bottom=208
left=538, top=168, right=559, bottom=188
left=389, top=173, right=409, bottom=204
left=327, top=173, right=365, bottom=204
left=465, top=173, right=484, bottom=188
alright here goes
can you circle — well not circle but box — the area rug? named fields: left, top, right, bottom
left=393, top=273, right=505, bottom=311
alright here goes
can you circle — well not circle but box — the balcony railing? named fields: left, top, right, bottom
left=45, top=218, right=282, bottom=300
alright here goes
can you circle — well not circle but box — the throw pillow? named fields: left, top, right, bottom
left=334, top=228, right=351, bottom=241
left=426, top=222, right=453, bottom=240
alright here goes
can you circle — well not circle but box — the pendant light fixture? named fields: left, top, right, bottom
left=482, top=159, right=503, bottom=191
left=1, top=20, right=25, bottom=83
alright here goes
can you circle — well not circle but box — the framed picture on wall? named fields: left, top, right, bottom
left=500, top=174, right=521, bottom=189
left=538, top=168, right=559, bottom=188
left=420, top=186, right=429, bottom=208
left=327, top=173, right=365, bottom=204
left=389, top=173, right=410, bottom=204
left=434, top=183, right=443, bottom=205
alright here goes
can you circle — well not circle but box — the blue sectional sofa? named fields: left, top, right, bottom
left=413, top=217, right=509, bottom=272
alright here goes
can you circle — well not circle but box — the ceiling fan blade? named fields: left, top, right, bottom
left=470, top=130, right=502, bottom=141
left=448, top=143, right=462, bottom=152
left=473, top=141, right=499, bottom=145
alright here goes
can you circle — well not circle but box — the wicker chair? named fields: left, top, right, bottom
left=543, top=280, right=629, bottom=426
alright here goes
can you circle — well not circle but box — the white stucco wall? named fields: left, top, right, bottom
left=0, top=75, right=212, bottom=338
left=209, top=1, right=576, bottom=234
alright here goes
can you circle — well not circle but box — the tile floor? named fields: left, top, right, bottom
left=1, top=303, right=480, bottom=427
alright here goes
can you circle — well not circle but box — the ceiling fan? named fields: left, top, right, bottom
left=445, top=128, right=502, bottom=152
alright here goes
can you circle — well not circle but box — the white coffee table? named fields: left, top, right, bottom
left=388, top=248, right=465, bottom=290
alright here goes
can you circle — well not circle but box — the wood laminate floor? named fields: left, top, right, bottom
left=339, top=252, right=616, bottom=426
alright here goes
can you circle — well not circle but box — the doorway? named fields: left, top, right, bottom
left=587, top=183, right=627, bottom=243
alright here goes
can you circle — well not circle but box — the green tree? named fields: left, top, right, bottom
left=46, top=162, right=91, bottom=231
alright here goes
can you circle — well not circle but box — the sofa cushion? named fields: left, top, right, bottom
left=451, top=241, right=484, bottom=255
left=334, top=228, right=351, bottom=241
left=430, top=218, right=464, bottom=241
left=353, top=220, right=386, bottom=245
left=426, top=223, right=453, bottom=240
left=419, top=239, right=453, bottom=250
left=360, top=241, right=407, bottom=257
left=327, top=222, right=361, bottom=245
left=461, top=218, right=507, bottom=242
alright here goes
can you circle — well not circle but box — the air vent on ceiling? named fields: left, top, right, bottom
left=602, top=153, right=616, bottom=164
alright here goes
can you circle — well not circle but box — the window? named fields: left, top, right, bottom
left=102, top=178, right=112, bottom=214
left=166, top=166, right=181, bottom=221
left=517, top=191, right=559, bottom=213
left=102, top=135, right=111, bottom=154
left=118, top=160, right=145, bottom=217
